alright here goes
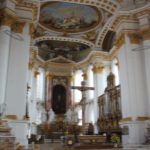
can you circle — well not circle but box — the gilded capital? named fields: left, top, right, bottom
left=0, top=9, right=17, bottom=27
left=82, top=73, right=88, bottom=80
left=92, top=66, right=104, bottom=74
left=115, top=33, right=125, bottom=49
left=11, top=21, right=26, bottom=33
left=28, top=61, right=34, bottom=70
left=140, top=26, right=150, bottom=40
left=45, top=73, right=53, bottom=81
left=68, top=75, right=74, bottom=82
left=34, top=71, right=40, bottom=78
left=128, top=32, right=141, bottom=44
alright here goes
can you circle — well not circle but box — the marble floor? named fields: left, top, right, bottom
left=28, top=143, right=150, bottom=150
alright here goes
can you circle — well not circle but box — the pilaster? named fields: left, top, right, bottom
left=92, top=64, right=104, bottom=132
left=118, top=32, right=149, bottom=145
left=5, top=23, right=31, bottom=119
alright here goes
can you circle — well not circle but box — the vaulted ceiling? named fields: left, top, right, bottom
left=15, top=0, right=150, bottom=64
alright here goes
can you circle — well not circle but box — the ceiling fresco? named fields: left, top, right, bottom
left=39, top=2, right=101, bottom=33
left=36, top=40, right=91, bottom=62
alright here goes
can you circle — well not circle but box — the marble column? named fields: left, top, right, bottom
left=0, top=11, right=15, bottom=105
left=137, top=14, right=150, bottom=116
left=0, top=26, right=11, bottom=105
left=92, top=65, right=104, bottom=133
left=5, top=22, right=30, bottom=120
left=118, top=32, right=149, bottom=146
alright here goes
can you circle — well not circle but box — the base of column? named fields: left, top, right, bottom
left=7, top=119, right=29, bottom=147
left=120, top=120, right=148, bottom=146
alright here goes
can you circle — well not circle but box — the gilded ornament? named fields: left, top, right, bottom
left=29, top=23, right=36, bottom=38
left=34, top=71, right=40, bottom=78
left=140, top=26, right=150, bottom=40
left=45, top=73, right=53, bottom=80
left=92, top=66, right=104, bottom=74
left=28, top=62, right=34, bottom=70
left=115, top=33, right=125, bottom=49
left=128, top=32, right=141, bottom=44
left=120, top=117, right=132, bottom=122
left=82, top=73, right=88, bottom=80
left=11, top=21, right=26, bottom=33
left=136, top=116, right=149, bottom=121
left=0, top=9, right=17, bottom=27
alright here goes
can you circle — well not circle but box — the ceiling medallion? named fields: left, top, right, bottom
left=39, top=2, right=101, bottom=33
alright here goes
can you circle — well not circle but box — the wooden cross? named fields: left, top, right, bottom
left=72, top=81, right=94, bottom=125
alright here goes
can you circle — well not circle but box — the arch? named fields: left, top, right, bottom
left=52, top=84, right=67, bottom=114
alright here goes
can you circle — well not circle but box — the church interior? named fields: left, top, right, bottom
left=0, top=0, right=150, bottom=149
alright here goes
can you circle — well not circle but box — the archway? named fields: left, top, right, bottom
left=52, top=84, right=67, bottom=114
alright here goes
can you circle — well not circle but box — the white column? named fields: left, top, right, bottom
left=118, top=33, right=149, bottom=146
left=5, top=23, right=30, bottom=119
left=0, top=26, right=11, bottom=105
left=92, top=65, right=105, bottom=133
left=29, top=68, right=39, bottom=123
left=138, top=15, right=150, bottom=115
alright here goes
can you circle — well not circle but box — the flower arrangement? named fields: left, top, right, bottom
left=111, top=134, right=120, bottom=144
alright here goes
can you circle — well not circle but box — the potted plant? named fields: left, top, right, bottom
left=111, top=134, right=120, bottom=147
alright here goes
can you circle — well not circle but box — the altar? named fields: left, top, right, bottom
left=78, top=135, right=106, bottom=144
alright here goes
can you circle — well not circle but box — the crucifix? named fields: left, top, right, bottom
left=72, top=81, right=94, bottom=126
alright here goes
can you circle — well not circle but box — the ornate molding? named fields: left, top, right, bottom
left=0, top=9, right=17, bottom=27
left=28, top=61, right=34, bottom=70
left=92, top=65, right=104, bottom=74
left=114, top=33, right=125, bottom=49
left=82, top=73, right=88, bottom=80
left=45, top=73, right=53, bottom=81
left=136, top=116, right=149, bottom=121
left=34, top=71, right=40, bottom=78
left=120, top=117, right=132, bottom=123
left=140, top=26, right=150, bottom=40
left=128, top=32, right=141, bottom=44
left=11, top=21, right=26, bottom=33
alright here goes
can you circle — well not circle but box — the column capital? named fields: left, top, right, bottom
left=114, top=32, right=125, bottom=49
left=92, top=65, right=104, bottom=74
left=127, top=32, right=141, bottom=44
left=82, top=73, right=88, bottom=80
left=11, top=21, right=26, bottom=33
left=34, top=70, right=40, bottom=78
left=0, top=8, right=17, bottom=27
left=28, top=61, right=34, bottom=70
left=139, top=26, right=150, bottom=41
left=67, top=75, right=74, bottom=82
left=45, top=73, right=53, bottom=81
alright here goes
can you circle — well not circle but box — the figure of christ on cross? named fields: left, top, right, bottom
left=71, top=81, right=94, bottom=126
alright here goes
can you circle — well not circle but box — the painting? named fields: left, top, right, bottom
left=39, top=2, right=101, bottom=33
left=36, top=40, right=91, bottom=62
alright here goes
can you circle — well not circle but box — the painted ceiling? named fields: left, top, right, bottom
left=36, top=40, right=91, bottom=62
left=29, top=0, right=118, bottom=63
left=39, top=2, right=101, bottom=33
